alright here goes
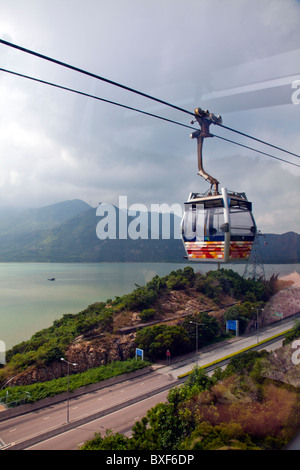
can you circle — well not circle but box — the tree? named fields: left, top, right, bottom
left=139, top=308, right=156, bottom=322
left=80, top=429, right=130, bottom=450
left=135, top=324, right=192, bottom=361
left=183, top=312, right=221, bottom=348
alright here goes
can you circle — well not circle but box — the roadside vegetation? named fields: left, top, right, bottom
left=283, top=319, right=300, bottom=345
left=81, top=334, right=300, bottom=451
left=0, top=359, right=150, bottom=407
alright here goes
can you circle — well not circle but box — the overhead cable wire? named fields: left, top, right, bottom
left=217, top=122, right=300, bottom=159
left=0, top=67, right=196, bottom=131
left=0, top=38, right=195, bottom=118
left=1, top=38, right=300, bottom=161
left=0, top=67, right=299, bottom=169
left=212, top=134, right=300, bottom=168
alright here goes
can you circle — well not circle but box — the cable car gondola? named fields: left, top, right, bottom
left=180, top=108, right=256, bottom=263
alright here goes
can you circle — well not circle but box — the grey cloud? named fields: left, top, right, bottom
left=0, top=0, right=299, bottom=234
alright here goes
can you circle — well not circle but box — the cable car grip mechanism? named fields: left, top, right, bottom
left=190, top=107, right=222, bottom=195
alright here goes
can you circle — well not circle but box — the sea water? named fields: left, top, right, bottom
left=0, top=262, right=299, bottom=349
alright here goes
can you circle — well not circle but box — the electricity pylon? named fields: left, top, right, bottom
left=243, top=230, right=266, bottom=281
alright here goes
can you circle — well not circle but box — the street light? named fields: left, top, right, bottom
left=252, top=307, right=264, bottom=344
left=61, top=357, right=77, bottom=423
left=190, top=321, right=201, bottom=367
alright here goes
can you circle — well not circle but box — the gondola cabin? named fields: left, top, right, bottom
left=181, top=187, right=256, bottom=262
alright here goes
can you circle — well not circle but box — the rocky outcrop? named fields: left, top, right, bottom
left=263, top=286, right=300, bottom=325
left=244, top=284, right=300, bottom=334
left=261, top=341, right=300, bottom=388
left=66, top=333, right=136, bottom=372
left=7, top=333, right=136, bottom=387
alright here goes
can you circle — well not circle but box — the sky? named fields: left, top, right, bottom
left=0, top=0, right=300, bottom=234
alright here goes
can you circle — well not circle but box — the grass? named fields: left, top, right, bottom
left=0, top=358, right=150, bottom=407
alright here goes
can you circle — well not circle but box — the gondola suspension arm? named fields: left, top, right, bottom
left=190, top=108, right=222, bottom=194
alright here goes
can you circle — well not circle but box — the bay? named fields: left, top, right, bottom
left=0, top=262, right=299, bottom=350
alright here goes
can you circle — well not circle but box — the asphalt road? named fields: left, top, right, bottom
left=0, top=368, right=177, bottom=450
left=0, top=316, right=298, bottom=451
left=27, top=390, right=170, bottom=450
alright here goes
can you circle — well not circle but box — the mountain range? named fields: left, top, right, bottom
left=0, top=199, right=298, bottom=263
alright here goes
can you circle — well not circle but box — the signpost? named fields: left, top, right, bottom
left=226, top=320, right=239, bottom=337
left=271, top=311, right=283, bottom=320
left=135, top=348, right=144, bottom=361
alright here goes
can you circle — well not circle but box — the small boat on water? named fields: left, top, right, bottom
left=47, top=277, right=55, bottom=281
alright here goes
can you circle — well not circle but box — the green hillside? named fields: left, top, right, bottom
left=0, top=199, right=91, bottom=237
left=0, top=203, right=185, bottom=262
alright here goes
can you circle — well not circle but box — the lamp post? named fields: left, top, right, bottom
left=61, top=357, right=77, bottom=423
left=190, top=321, right=201, bottom=367
left=252, top=307, right=264, bottom=344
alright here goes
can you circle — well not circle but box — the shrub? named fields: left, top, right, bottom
left=183, top=312, right=222, bottom=347
left=166, top=274, right=188, bottom=290
left=165, top=267, right=196, bottom=291
left=81, top=429, right=131, bottom=450
left=224, top=301, right=265, bottom=335
left=135, top=324, right=192, bottom=360
left=139, top=309, right=156, bottom=323
left=283, top=320, right=300, bottom=345
left=225, top=350, right=269, bottom=375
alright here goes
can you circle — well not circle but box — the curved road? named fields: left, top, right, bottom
left=0, top=316, right=299, bottom=450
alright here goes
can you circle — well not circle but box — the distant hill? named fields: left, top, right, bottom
left=0, top=202, right=184, bottom=262
left=262, top=232, right=300, bottom=264
left=0, top=199, right=91, bottom=238
left=0, top=199, right=298, bottom=263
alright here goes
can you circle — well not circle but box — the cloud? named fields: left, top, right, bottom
left=0, top=0, right=299, bottom=234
